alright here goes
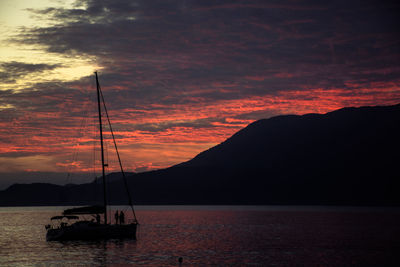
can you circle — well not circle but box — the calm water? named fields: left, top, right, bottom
left=0, top=206, right=399, bottom=266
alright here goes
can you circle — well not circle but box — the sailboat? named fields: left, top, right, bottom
left=45, top=72, right=138, bottom=241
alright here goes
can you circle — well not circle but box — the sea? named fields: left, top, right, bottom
left=0, top=205, right=399, bottom=266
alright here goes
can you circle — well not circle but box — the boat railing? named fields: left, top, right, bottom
left=46, top=215, right=80, bottom=230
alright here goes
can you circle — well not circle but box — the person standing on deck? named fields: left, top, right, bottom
left=119, top=211, right=125, bottom=224
left=114, top=210, right=119, bottom=224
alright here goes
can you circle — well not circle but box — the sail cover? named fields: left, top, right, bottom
left=63, top=205, right=105, bottom=215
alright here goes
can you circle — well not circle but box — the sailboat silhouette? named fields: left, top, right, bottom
left=45, top=72, right=138, bottom=241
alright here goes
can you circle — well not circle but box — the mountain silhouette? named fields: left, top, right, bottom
left=1, top=103, right=399, bottom=205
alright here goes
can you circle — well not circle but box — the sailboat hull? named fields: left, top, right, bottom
left=46, top=221, right=137, bottom=241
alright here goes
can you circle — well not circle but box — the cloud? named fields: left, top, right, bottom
left=0, top=61, right=61, bottom=83
left=1, top=0, right=399, bottom=177
left=16, top=0, right=398, bottom=101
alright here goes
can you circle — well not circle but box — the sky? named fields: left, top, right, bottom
left=0, top=0, right=399, bottom=188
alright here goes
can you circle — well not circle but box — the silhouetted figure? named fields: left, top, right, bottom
left=178, top=257, right=183, bottom=265
left=115, top=210, right=119, bottom=224
left=96, top=214, right=100, bottom=224
left=119, top=211, right=125, bottom=224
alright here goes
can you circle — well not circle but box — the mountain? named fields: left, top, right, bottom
left=130, top=103, right=400, bottom=205
left=1, top=103, right=400, bottom=206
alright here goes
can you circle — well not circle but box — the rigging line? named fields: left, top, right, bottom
left=98, top=85, right=138, bottom=223
left=66, top=90, right=92, bottom=184
left=103, top=129, right=110, bottom=167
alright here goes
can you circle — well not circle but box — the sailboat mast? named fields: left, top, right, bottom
left=95, top=72, right=108, bottom=225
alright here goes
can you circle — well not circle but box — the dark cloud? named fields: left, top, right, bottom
left=9, top=0, right=399, bottom=132
left=6, top=0, right=399, bottom=113
left=1, top=0, right=399, bottom=175
left=0, top=61, right=61, bottom=83
left=133, top=117, right=222, bottom=132
left=16, top=0, right=399, bottom=106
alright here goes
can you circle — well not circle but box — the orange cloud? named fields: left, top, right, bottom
left=1, top=81, right=399, bottom=174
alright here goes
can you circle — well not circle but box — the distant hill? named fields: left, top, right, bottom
left=1, top=103, right=400, bottom=206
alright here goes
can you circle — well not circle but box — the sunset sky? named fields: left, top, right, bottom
left=0, top=0, right=399, bottom=188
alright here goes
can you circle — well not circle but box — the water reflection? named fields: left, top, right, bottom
left=1, top=206, right=400, bottom=266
